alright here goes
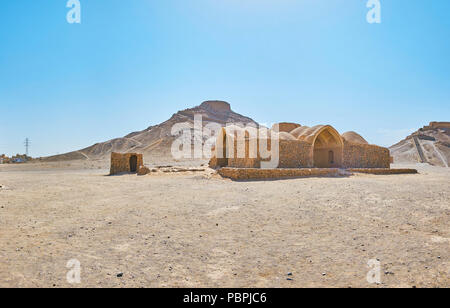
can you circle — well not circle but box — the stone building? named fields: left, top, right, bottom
left=209, top=123, right=390, bottom=169
left=110, top=152, right=144, bottom=175
left=421, top=122, right=450, bottom=131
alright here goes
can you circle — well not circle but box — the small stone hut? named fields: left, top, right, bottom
left=110, top=152, right=144, bottom=175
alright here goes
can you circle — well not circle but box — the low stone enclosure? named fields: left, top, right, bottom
left=110, top=152, right=144, bottom=175
left=219, top=168, right=418, bottom=180
left=219, top=168, right=342, bottom=180
left=347, top=168, right=418, bottom=175
left=210, top=123, right=417, bottom=180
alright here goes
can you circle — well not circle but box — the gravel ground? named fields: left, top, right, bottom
left=0, top=162, right=448, bottom=288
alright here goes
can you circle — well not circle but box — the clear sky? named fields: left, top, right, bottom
left=1, top=0, right=449, bottom=157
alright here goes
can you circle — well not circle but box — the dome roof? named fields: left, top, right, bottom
left=341, top=131, right=368, bottom=144
left=271, top=122, right=301, bottom=133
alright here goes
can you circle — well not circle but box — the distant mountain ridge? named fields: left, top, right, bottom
left=42, top=101, right=258, bottom=162
left=390, top=122, right=450, bottom=167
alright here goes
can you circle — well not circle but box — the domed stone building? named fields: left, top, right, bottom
left=210, top=123, right=390, bottom=169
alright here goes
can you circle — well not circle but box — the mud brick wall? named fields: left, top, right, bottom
left=110, top=152, right=144, bottom=175
left=226, top=139, right=313, bottom=168
left=278, top=140, right=313, bottom=168
left=227, top=137, right=266, bottom=168
left=208, top=157, right=228, bottom=169
left=211, top=136, right=391, bottom=169
left=228, top=157, right=261, bottom=168
left=424, top=122, right=450, bottom=130
left=343, top=141, right=390, bottom=168
left=219, top=167, right=340, bottom=180
left=348, top=168, right=418, bottom=175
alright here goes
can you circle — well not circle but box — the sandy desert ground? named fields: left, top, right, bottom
left=0, top=160, right=448, bottom=288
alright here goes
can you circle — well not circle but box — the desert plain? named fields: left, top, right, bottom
left=0, top=160, right=448, bottom=288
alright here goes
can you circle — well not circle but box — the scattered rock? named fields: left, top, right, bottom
left=137, top=166, right=151, bottom=176
left=157, top=165, right=173, bottom=169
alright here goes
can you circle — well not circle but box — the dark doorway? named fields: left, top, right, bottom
left=129, top=155, right=138, bottom=172
left=312, top=128, right=343, bottom=168
left=328, top=150, right=334, bottom=164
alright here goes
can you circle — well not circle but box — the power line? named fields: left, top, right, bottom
left=24, top=138, right=30, bottom=156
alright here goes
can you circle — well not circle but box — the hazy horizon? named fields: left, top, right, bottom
left=1, top=0, right=449, bottom=157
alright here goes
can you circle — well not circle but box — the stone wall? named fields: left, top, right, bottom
left=343, top=141, right=390, bottom=168
left=210, top=134, right=391, bottom=170
left=423, top=122, right=450, bottom=130
left=110, top=152, right=144, bottom=175
left=348, top=168, right=417, bottom=175
left=218, top=167, right=417, bottom=180
left=226, top=139, right=313, bottom=168
left=279, top=140, right=313, bottom=168
left=209, top=156, right=228, bottom=169
left=227, top=137, right=261, bottom=168
left=219, top=167, right=341, bottom=180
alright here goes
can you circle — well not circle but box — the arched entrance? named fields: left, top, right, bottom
left=129, top=155, right=138, bottom=172
left=312, top=127, right=343, bottom=168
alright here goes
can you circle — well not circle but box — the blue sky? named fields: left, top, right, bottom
left=1, top=0, right=449, bottom=157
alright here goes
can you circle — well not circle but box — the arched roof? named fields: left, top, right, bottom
left=277, top=131, right=297, bottom=140
left=220, top=125, right=301, bottom=142
left=297, top=125, right=343, bottom=146
left=219, top=124, right=345, bottom=145
left=290, top=126, right=310, bottom=138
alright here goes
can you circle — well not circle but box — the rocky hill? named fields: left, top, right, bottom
left=42, top=101, right=257, bottom=162
left=390, top=122, right=450, bottom=167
